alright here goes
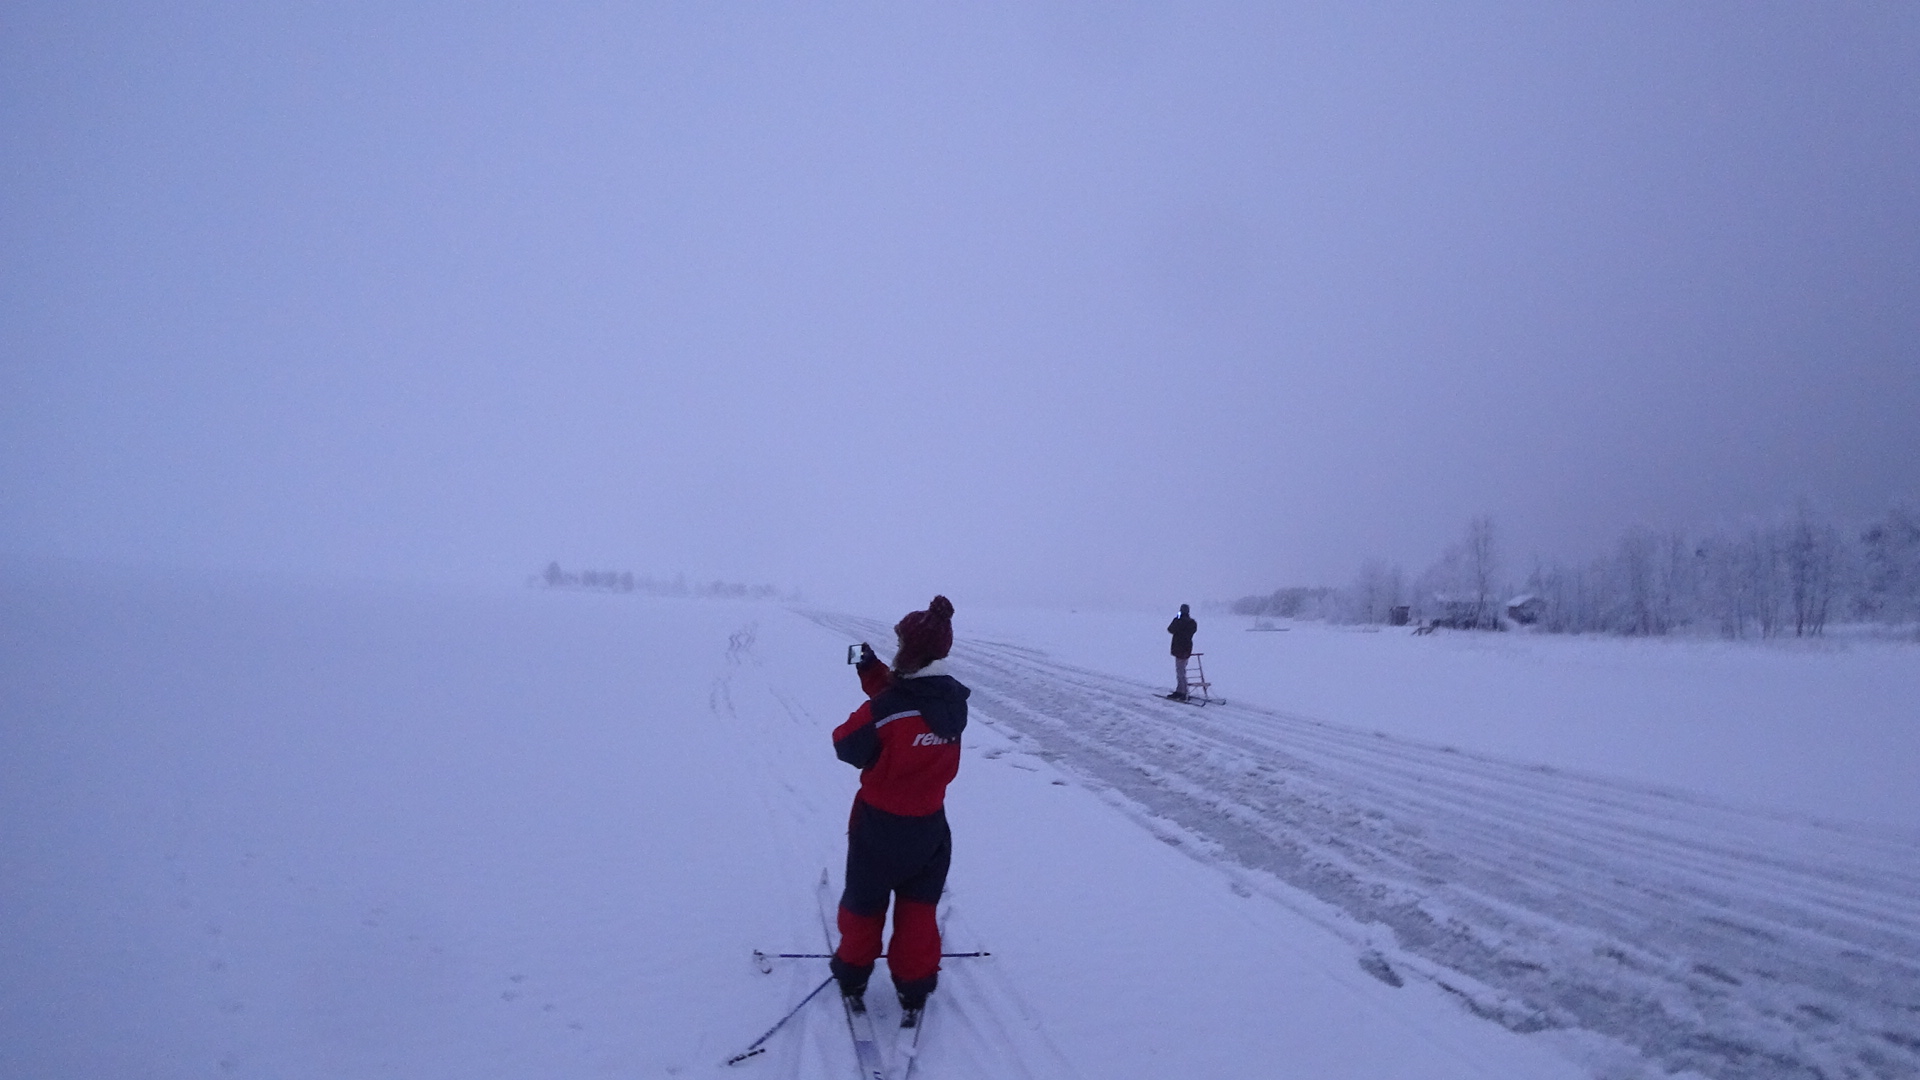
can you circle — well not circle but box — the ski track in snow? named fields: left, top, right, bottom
left=805, top=611, right=1920, bottom=1080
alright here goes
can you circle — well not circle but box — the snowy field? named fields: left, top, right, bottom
left=4, top=569, right=1917, bottom=1079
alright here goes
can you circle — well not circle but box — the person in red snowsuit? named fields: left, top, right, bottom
left=829, top=595, right=970, bottom=1013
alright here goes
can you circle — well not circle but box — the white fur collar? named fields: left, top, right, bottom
left=897, top=658, right=950, bottom=679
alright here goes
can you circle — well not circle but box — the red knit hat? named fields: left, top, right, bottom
left=892, top=595, right=955, bottom=674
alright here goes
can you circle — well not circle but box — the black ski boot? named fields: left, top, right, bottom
left=895, top=973, right=934, bottom=1025
left=829, top=955, right=872, bottom=1008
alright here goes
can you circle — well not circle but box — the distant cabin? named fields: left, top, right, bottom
left=1506, top=594, right=1546, bottom=626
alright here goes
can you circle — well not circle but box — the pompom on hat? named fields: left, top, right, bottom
left=892, top=595, right=955, bottom=674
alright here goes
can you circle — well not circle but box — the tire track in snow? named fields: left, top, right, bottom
left=804, top=611, right=1920, bottom=1080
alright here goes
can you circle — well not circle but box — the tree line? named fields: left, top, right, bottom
left=533, top=562, right=789, bottom=601
left=1238, top=504, right=1920, bottom=638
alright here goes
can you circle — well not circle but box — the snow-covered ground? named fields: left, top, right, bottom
left=3, top=570, right=1916, bottom=1079
left=960, top=606, right=1920, bottom=831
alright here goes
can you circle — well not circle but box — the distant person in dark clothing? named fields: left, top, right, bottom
left=1167, top=604, right=1197, bottom=700
left=829, top=595, right=969, bottom=1017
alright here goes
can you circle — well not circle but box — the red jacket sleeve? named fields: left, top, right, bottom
left=856, top=657, right=891, bottom=699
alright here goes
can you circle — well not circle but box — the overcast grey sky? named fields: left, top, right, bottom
left=4, top=2, right=1917, bottom=609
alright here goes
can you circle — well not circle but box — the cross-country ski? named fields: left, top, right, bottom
left=819, top=869, right=891, bottom=1080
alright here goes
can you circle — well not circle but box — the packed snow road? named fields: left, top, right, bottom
left=809, top=611, right=1920, bottom=1080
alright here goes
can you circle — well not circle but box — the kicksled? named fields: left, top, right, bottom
left=1162, top=653, right=1221, bottom=706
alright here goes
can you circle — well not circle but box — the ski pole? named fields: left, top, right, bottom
left=724, top=973, right=834, bottom=1066
left=756, top=950, right=991, bottom=962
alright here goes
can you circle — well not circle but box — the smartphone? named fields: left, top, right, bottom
left=846, top=643, right=863, bottom=665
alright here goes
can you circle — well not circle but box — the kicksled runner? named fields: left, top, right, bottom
left=725, top=869, right=990, bottom=1079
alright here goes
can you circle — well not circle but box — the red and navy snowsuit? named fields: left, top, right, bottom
left=830, top=656, right=969, bottom=1002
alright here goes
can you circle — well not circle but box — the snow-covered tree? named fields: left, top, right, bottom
left=1465, top=515, right=1500, bottom=625
left=1784, top=502, right=1843, bottom=637
left=1343, top=558, right=1405, bottom=624
left=1415, top=516, right=1503, bottom=629
left=1858, top=507, right=1920, bottom=622
left=1610, top=529, right=1691, bottom=636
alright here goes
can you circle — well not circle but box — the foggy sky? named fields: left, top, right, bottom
left=4, top=2, right=1917, bottom=609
